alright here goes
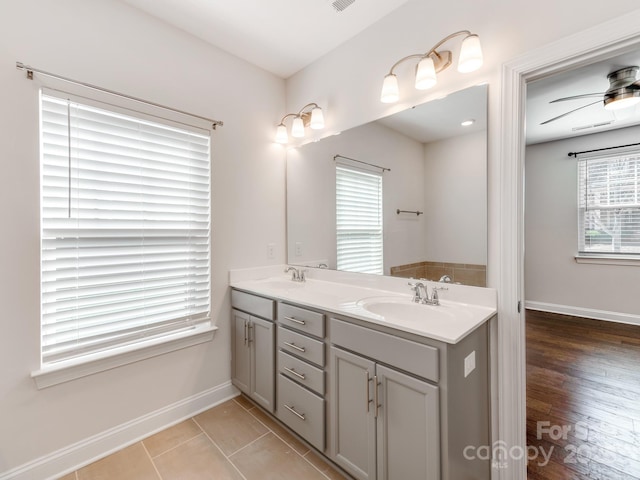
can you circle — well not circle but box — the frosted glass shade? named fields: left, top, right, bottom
left=604, top=95, right=640, bottom=111
left=380, top=74, right=399, bottom=103
left=275, top=124, right=288, bottom=144
left=457, top=34, right=483, bottom=73
left=291, top=116, right=305, bottom=137
left=310, top=107, right=324, bottom=129
left=415, top=56, right=437, bottom=90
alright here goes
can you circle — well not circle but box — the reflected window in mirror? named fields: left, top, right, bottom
left=336, top=164, right=383, bottom=274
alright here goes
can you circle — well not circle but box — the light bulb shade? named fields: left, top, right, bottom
left=415, top=56, right=437, bottom=90
left=310, top=106, right=324, bottom=129
left=380, top=74, right=399, bottom=103
left=457, top=34, right=483, bottom=73
left=291, top=116, right=305, bottom=137
left=275, top=124, right=288, bottom=144
left=604, top=94, right=640, bottom=111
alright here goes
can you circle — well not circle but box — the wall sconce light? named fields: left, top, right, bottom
left=380, top=30, right=483, bottom=103
left=275, top=103, right=325, bottom=144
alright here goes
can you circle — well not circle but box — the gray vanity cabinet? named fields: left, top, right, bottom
left=231, top=290, right=275, bottom=413
left=330, top=346, right=439, bottom=480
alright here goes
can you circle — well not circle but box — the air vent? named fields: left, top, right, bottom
left=331, top=0, right=356, bottom=12
left=572, top=121, right=613, bottom=132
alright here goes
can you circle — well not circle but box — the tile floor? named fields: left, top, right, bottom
left=57, top=395, right=350, bottom=480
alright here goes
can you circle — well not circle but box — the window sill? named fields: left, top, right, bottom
left=574, top=254, right=640, bottom=266
left=31, top=323, right=218, bottom=389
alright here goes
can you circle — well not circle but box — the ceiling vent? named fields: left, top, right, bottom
left=331, top=0, right=356, bottom=12
left=571, top=121, right=613, bottom=132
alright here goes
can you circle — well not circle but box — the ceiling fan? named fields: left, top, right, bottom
left=541, top=66, right=640, bottom=125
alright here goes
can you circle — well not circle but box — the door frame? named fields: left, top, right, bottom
left=497, top=10, right=640, bottom=480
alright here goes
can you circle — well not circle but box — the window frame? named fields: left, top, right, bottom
left=33, top=86, right=217, bottom=388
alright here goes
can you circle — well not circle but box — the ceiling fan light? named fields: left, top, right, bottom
left=415, top=57, right=437, bottom=90
left=310, top=106, right=325, bottom=129
left=275, top=123, right=289, bottom=144
left=380, top=74, right=399, bottom=103
left=604, top=94, right=640, bottom=111
left=457, top=34, right=483, bottom=73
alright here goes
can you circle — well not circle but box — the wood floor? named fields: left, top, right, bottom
left=526, top=309, right=640, bottom=479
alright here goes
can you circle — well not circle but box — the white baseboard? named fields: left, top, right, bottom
left=525, top=301, right=640, bottom=326
left=0, top=381, right=239, bottom=480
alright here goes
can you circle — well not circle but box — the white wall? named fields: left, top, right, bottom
left=287, top=121, right=425, bottom=273
left=525, top=126, right=640, bottom=318
left=424, top=131, right=487, bottom=265
left=0, top=0, right=285, bottom=475
left=285, top=0, right=640, bottom=288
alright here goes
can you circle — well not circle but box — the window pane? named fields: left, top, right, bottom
left=40, top=92, right=211, bottom=364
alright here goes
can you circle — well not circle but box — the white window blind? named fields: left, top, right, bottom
left=336, top=164, right=383, bottom=274
left=578, top=152, right=640, bottom=255
left=40, top=91, right=211, bottom=365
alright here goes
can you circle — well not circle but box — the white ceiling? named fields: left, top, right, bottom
left=120, top=0, right=411, bottom=78
left=526, top=49, right=640, bottom=144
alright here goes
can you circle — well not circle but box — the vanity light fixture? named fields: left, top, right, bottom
left=275, top=103, right=325, bottom=144
left=380, top=30, right=483, bottom=103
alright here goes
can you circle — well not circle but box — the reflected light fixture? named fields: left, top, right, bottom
left=275, top=103, right=325, bottom=144
left=380, top=30, right=483, bottom=103
left=461, top=118, right=475, bottom=127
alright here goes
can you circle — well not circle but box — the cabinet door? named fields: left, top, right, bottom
left=231, top=309, right=251, bottom=394
left=249, top=315, right=275, bottom=412
left=330, top=347, right=377, bottom=480
left=376, top=364, right=440, bottom=480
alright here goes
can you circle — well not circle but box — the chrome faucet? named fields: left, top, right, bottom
left=408, top=281, right=446, bottom=305
left=285, top=266, right=306, bottom=282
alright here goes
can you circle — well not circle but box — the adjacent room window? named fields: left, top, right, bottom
left=40, top=90, right=212, bottom=366
left=335, top=163, right=383, bottom=274
left=578, top=151, right=640, bottom=255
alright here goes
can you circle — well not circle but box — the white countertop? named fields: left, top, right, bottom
left=229, top=266, right=496, bottom=344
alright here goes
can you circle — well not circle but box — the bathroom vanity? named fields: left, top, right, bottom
left=230, top=268, right=495, bottom=480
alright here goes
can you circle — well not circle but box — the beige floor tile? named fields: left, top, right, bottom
left=230, top=432, right=326, bottom=480
left=152, top=433, right=244, bottom=480
left=143, top=419, right=202, bottom=457
left=233, top=394, right=255, bottom=411
left=76, top=442, right=159, bottom=480
left=248, top=406, right=310, bottom=455
left=304, top=450, right=350, bottom=480
left=194, top=400, right=268, bottom=455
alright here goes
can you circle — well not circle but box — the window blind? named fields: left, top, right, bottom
left=336, top=164, right=383, bottom=274
left=578, top=152, right=640, bottom=255
left=40, top=92, right=211, bottom=365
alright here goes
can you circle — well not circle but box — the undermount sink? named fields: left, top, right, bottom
left=356, top=296, right=456, bottom=323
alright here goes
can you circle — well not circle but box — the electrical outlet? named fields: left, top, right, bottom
left=464, top=351, right=476, bottom=378
left=295, top=242, right=303, bottom=257
left=267, top=243, right=275, bottom=259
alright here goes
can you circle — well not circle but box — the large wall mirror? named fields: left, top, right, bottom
left=286, top=84, right=488, bottom=286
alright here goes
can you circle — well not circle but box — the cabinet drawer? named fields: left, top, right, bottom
left=330, top=318, right=439, bottom=383
left=277, top=374, right=325, bottom=452
left=231, top=289, right=275, bottom=321
left=278, top=303, right=325, bottom=338
left=278, top=350, right=324, bottom=395
left=278, top=327, right=325, bottom=367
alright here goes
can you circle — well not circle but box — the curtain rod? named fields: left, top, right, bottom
left=568, top=141, right=640, bottom=157
left=16, top=61, right=224, bottom=130
left=333, top=154, right=390, bottom=172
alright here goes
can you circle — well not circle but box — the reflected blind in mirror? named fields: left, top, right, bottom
left=336, top=164, right=383, bottom=274
left=40, top=92, right=211, bottom=365
left=578, top=152, right=640, bottom=255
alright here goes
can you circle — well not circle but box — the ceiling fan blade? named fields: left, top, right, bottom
left=550, top=93, right=604, bottom=103
left=540, top=99, right=603, bottom=125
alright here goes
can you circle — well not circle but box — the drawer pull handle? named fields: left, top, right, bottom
left=284, top=316, right=306, bottom=325
left=283, top=404, right=306, bottom=421
left=284, top=366, right=306, bottom=380
left=283, top=341, right=306, bottom=353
